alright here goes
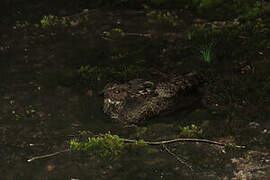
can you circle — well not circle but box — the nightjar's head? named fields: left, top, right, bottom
left=102, top=80, right=155, bottom=121
left=102, top=83, right=130, bottom=120
left=103, top=80, right=155, bottom=106
left=103, top=83, right=129, bottom=106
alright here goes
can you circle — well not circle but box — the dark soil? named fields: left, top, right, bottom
left=1, top=2, right=270, bottom=179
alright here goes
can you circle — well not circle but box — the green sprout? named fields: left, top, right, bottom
left=200, top=43, right=214, bottom=63
left=185, top=31, right=193, bottom=40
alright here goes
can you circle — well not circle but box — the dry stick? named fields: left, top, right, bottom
left=125, top=33, right=152, bottom=38
left=121, top=138, right=246, bottom=149
left=101, top=37, right=114, bottom=41
left=27, top=137, right=245, bottom=162
left=27, top=149, right=70, bottom=162
left=123, top=137, right=245, bottom=175
left=162, top=144, right=194, bottom=172
left=101, top=33, right=151, bottom=41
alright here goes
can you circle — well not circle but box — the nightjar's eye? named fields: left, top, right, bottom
left=114, top=90, right=120, bottom=94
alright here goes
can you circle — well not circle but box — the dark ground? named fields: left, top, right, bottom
left=1, top=1, right=270, bottom=179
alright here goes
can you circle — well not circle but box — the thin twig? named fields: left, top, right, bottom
left=162, top=144, right=194, bottom=172
left=27, top=149, right=70, bottom=162
left=101, top=37, right=114, bottom=41
left=125, top=33, right=152, bottom=38
left=121, top=138, right=246, bottom=149
left=27, top=136, right=245, bottom=162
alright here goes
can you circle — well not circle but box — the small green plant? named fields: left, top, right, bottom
left=12, top=110, right=21, bottom=121
left=70, top=133, right=125, bottom=159
left=185, top=31, right=193, bottom=40
left=25, top=109, right=36, bottom=117
left=200, top=43, right=214, bottom=63
left=40, top=15, right=68, bottom=28
left=179, top=124, right=203, bottom=137
left=12, top=106, right=36, bottom=121
left=104, top=31, right=111, bottom=37
left=12, top=21, right=30, bottom=30
left=112, top=28, right=125, bottom=37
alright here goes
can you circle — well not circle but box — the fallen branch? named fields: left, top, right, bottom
left=27, top=149, right=70, bottom=162
left=121, top=138, right=246, bottom=149
left=101, top=33, right=152, bottom=41
left=27, top=136, right=245, bottom=162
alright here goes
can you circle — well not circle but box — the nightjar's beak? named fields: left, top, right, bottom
left=105, top=98, right=121, bottom=105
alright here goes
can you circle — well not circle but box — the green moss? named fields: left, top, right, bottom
left=70, top=132, right=125, bottom=159
left=70, top=132, right=151, bottom=159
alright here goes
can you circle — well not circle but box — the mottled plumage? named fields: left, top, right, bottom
left=103, top=71, right=204, bottom=125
